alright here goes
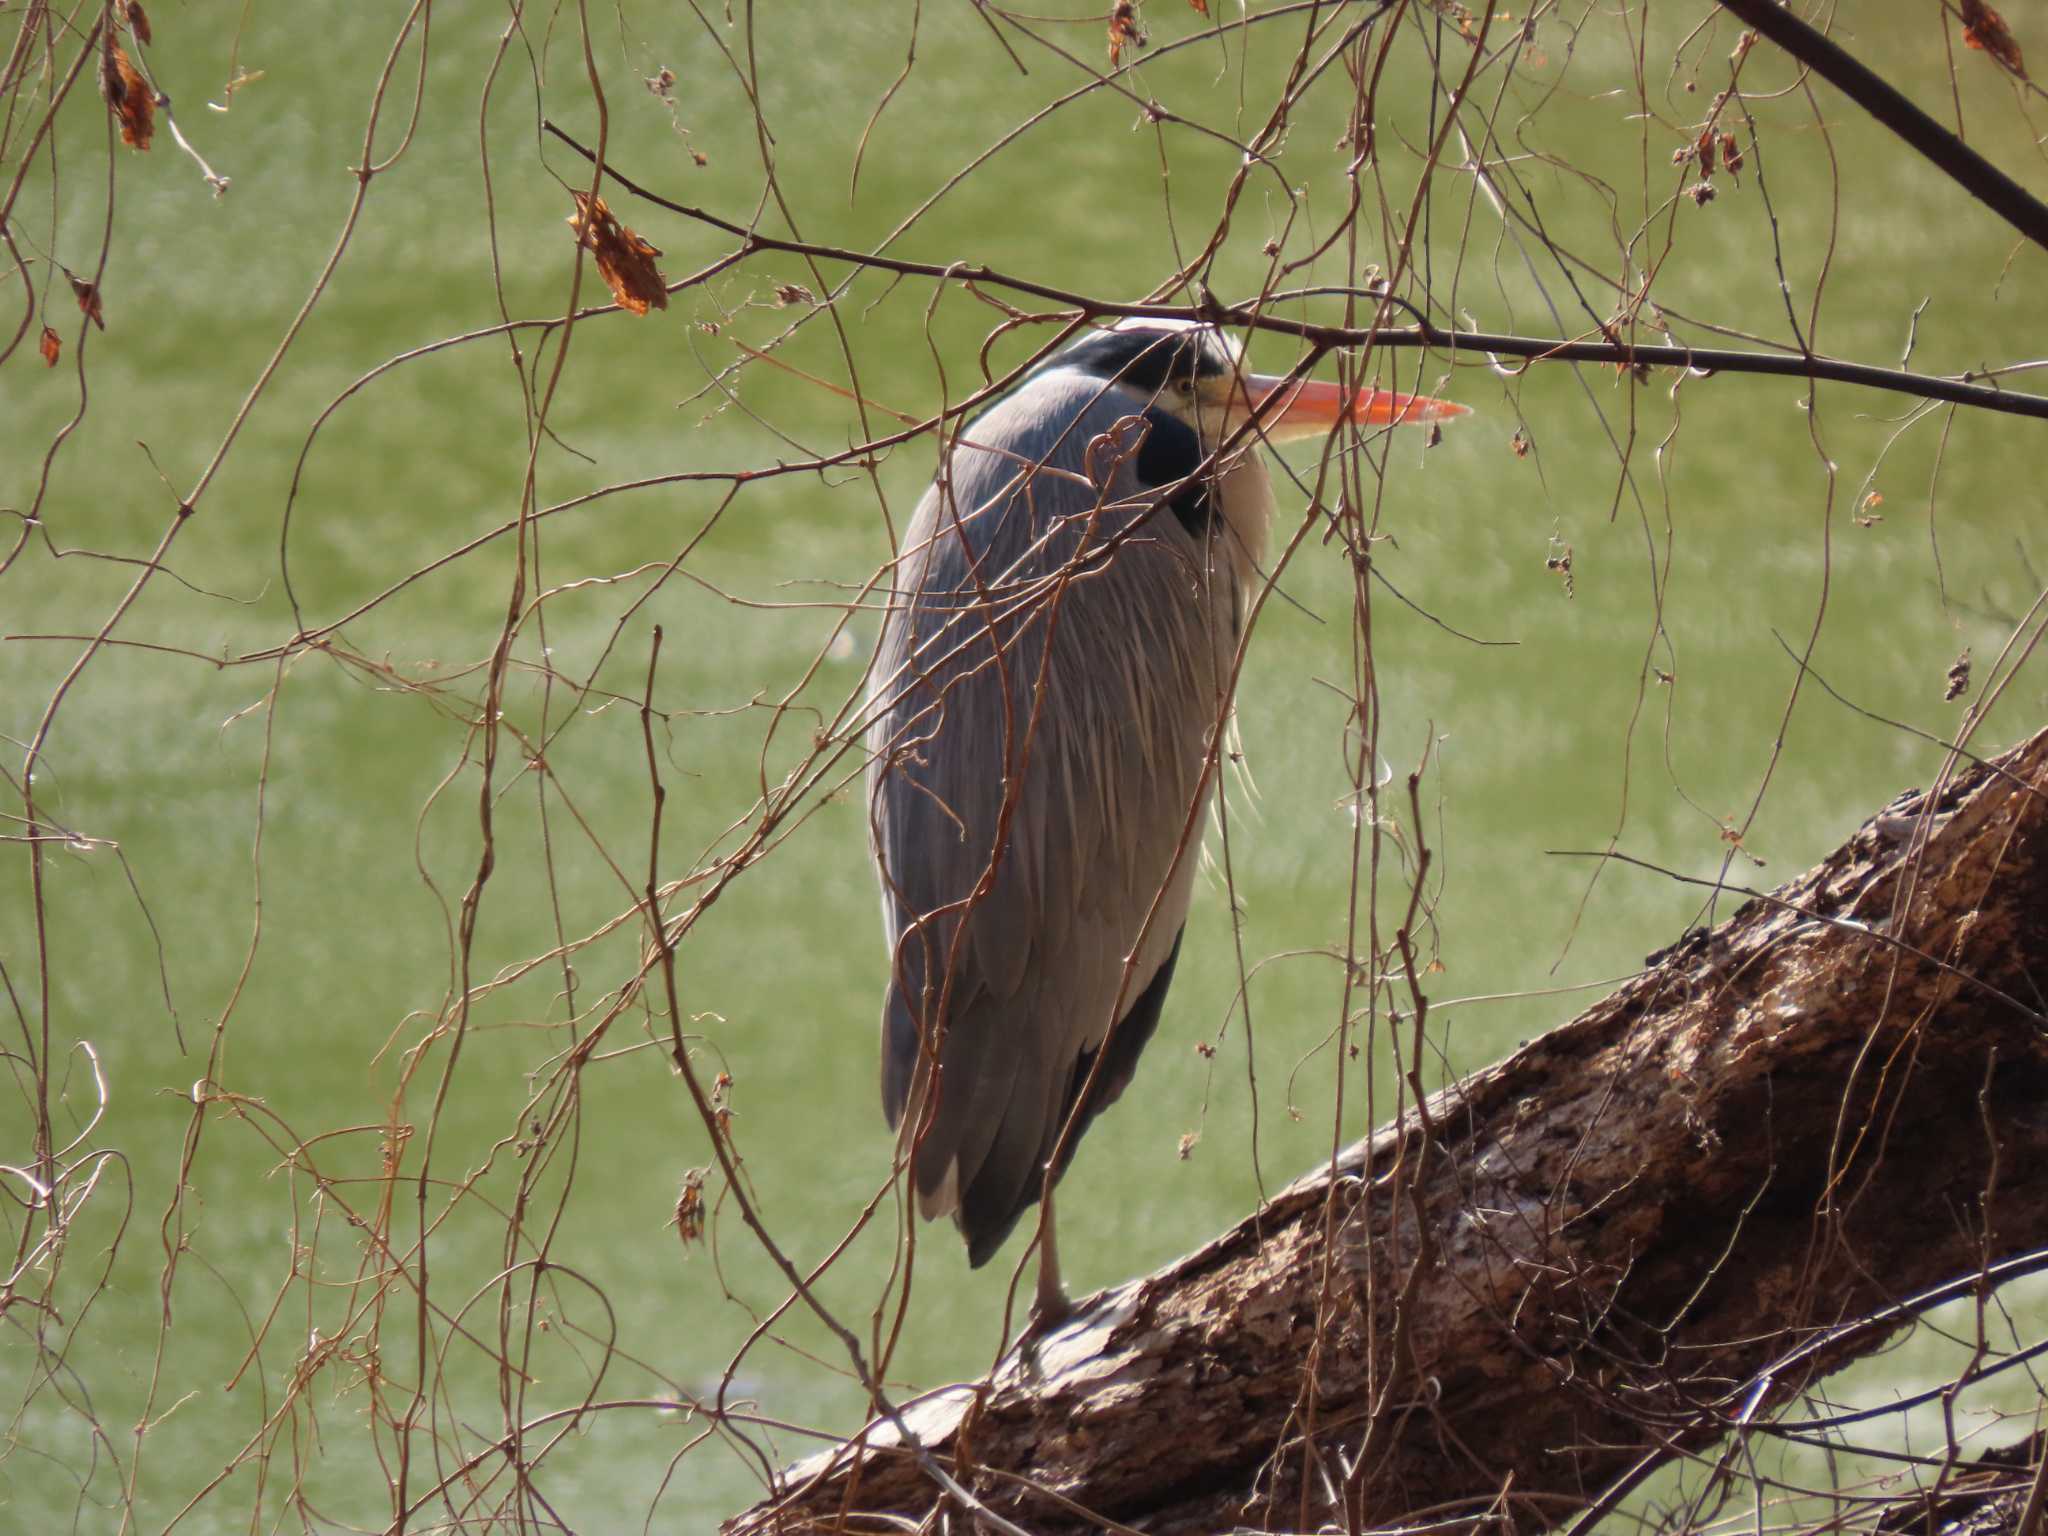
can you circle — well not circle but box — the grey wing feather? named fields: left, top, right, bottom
left=866, top=376, right=1237, bottom=1261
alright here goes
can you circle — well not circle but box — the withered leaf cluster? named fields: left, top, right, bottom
left=1946, top=648, right=1974, bottom=702
left=1108, top=1, right=1147, bottom=66
left=674, top=1168, right=706, bottom=1247
left=1675, top=128, right=1741, bottom=181
left=1961, top=0, right=2027, bottom=77
left=101, top=42, right=154, bottom=150
left=1102, top=2, right=1218, bottom=69
left=565, top=191, right=670, bottom=316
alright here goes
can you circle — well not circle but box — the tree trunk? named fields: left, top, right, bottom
left=727, top=727, right=2048, bottom=1535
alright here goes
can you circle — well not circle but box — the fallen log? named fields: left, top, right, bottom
left=728, top=726, right=2048, bottom=1535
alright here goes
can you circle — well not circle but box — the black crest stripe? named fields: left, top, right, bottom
left=1051, top=326, right=1227, bottom=395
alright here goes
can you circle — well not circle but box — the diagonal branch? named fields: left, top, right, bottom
left=727, top=725, right=2048, bottom=1534
left=1717, top=0, right=2048, bottom=252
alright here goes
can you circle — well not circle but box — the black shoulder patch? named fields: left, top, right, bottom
left=1138, top=406, right=1213, bottom=537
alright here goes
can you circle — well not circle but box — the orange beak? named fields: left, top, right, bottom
left=1234, top=372, right=1470, bottom=443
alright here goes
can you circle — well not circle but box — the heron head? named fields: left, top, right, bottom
left=1042, top=316, right=1469, bottom=448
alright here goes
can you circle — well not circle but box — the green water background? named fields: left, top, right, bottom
left=5, top=1, right=2046, bottom=1528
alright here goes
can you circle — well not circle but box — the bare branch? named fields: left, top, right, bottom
left=732, top=726, right=2048, bottom=1535
left=1717, top=0, right=2048, bottom=251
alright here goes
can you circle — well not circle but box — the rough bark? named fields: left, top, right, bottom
left=1872, top=1431, right=2048, bottom=1536
left=728, top=727, right=2048, bottom=1536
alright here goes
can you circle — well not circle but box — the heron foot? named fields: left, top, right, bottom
left=1014, top=1286, right=1075, bottom=1382
left=1030, top=1284, right=1074, bottom=1333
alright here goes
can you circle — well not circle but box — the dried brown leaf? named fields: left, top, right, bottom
left=565, top=191, right=669, bottom=316
left=1961, top=0, right=2026, bottom=76
left=1546, top=541, right=1575, bottom=599
left=1946, top=648, right=1973, bottom=702
left=126, top=1, right=152, bottom=44
left=39, top=326, right=60, bottom=367
left=674, top=1168, right=706, bottom=1246
left=69, top=275, right=105, bottom=329
left=1109, top=1, right=1147, bottom=66
left=103, top=43, right=154, bottom=150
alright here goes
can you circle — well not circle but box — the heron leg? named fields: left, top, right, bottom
left=1032, top=1182, right=1073, bottom=1328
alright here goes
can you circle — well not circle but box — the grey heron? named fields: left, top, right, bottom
left=866, top=319, right=1466, bottom=1325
